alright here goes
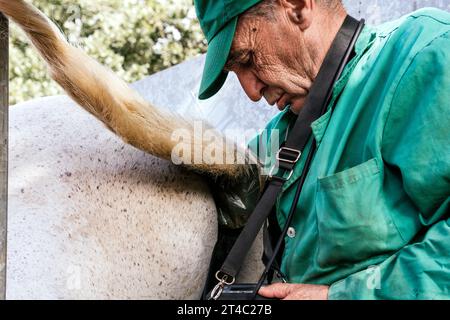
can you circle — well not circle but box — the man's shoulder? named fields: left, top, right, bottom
left=376, top=8, right=450, bottom=46
left=382, top=8, right=450, bottom=80
left=408, top=7, right=450, bottom=25
left=378, top=8, right=450, bottom=30
left=365, top=8, right=450, bottom=97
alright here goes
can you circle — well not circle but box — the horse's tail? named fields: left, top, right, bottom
left=0, top=0, right=257, bottom=181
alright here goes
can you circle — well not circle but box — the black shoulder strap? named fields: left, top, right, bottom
left=209, top=16, right=365, bottom=300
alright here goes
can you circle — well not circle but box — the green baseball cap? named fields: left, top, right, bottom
left=195, top=0, right=262, bottom=100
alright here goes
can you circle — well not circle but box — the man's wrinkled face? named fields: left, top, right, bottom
left=224, top=8, right=319, bottom=114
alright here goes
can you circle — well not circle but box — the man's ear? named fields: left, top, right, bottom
left=280, top=0, right=314, bottom=30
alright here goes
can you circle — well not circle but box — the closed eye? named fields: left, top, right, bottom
left=241, top=51, right=254, bottom=68
left=224, top=49, right=254, bottom=71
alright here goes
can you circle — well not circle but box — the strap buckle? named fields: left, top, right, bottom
left=268, top=147, right=301, bottom=182
left=276, top=147, right=302, bottom=164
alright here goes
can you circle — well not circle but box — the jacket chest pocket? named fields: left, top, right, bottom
left=315, top=158, right=403, bottom=268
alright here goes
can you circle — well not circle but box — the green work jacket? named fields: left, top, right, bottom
left=248, top=8, right=450, bottom=299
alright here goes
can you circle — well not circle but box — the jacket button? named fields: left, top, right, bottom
left=287, top=227, right=296, bottom=238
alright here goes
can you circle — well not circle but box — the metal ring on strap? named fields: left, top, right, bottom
left=214, top=271, right=235, bottom=286
left=268, top=165, right=294, bottom=182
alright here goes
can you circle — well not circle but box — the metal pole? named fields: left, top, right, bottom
left=0, top=13, right=9, bottom=300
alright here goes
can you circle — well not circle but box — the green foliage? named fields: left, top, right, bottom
left=9, top=0, right=207, bottom=105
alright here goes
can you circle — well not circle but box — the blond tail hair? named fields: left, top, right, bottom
left=0, top=0, right=259, bottom=182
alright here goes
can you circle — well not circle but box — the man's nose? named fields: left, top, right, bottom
left=235, top=69, right=266, bottom=102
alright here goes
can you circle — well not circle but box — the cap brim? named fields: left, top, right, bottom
left=198, top=16, right=238, bottom=100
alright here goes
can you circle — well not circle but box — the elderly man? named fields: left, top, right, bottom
left=195, top=0, right=450, bottom=300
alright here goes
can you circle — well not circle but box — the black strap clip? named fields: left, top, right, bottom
left=268, top=147, right=302, bottom=182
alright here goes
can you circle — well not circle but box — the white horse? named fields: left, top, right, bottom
left=7, top=94, right=266, bottom=300
left=3, top=0, right=275, bottom=299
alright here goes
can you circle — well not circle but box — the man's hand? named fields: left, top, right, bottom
left=258, top=283, right=329, bottom=300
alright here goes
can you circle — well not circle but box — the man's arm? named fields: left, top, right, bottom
left=328, top=30, right=450, bottom=300
left=260, top=28, right=450, bottom=301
